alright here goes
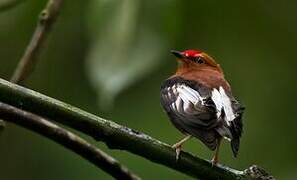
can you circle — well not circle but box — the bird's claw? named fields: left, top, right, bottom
left=172, top=143, right=182, bottom=161
left=175, top=147, right=181, bottom=161
left=211, top=157, right=218, bottom=167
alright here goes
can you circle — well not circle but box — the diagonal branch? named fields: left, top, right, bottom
left=0, top=78, right=274, bottom=180
left=0, top=102, right=140, bottom=180
left=10, top=0, right=63, bottom=84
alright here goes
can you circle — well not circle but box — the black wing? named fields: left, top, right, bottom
left=229, top=98, right=244, bottom=157
left=160, top=77, right=220, bottom=150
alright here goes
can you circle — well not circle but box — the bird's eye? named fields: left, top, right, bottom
left=195, top=57, right=204, bottom=64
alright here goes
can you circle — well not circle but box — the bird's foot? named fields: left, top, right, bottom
left=171, top=135, right=191, bottom=161
left=172, top=143, right=182, bottom=161
left=211, top=156, right=218, bottom=167
left=211, top=138, right=221, bottom=167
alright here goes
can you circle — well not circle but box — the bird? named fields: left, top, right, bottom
left=160, top=49, right=244, bottom=165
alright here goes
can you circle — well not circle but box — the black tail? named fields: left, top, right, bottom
left=231, top=138, right=240, bottom=157
left=229, top=106, right=244, bottom=158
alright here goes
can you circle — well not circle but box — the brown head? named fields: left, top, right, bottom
left=170, top=49, right=230, bottom=90
left=171, top=49, right=222, bottom=72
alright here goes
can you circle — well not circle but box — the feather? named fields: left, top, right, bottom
left=211, top=86, right=236, bottom=126
left=211, top=88, right=223, bottom=119
left=219, top=87, right=235, bottom=123
left=160, top=77, right=219, bottom=149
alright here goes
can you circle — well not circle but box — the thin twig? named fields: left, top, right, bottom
left=0, top=78, right=274, bottom=180
left=0, top=0, right=25, bottom=12
left=0, top=102, right=140, bottom=180
left=10, top=0, right=63, bottom=84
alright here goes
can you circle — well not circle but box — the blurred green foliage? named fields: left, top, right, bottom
left=0, top=0, right=296, bottom=179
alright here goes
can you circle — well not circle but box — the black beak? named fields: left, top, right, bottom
left=171, top=50, right=183, bottom=59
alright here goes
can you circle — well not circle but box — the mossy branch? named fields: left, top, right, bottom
left=0, top=78, right=274, bottom=180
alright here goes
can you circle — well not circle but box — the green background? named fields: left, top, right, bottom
left=0, top=0, right=296, bottom=179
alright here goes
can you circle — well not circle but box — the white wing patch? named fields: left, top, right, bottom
left=211, top=88, right=223, bottom=119
left=168, top=84, right=204, bottom=115
left=211, top=86, right=235, bottom=125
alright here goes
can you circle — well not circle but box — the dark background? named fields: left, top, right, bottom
left=0, top=0, right=296, bottom=179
